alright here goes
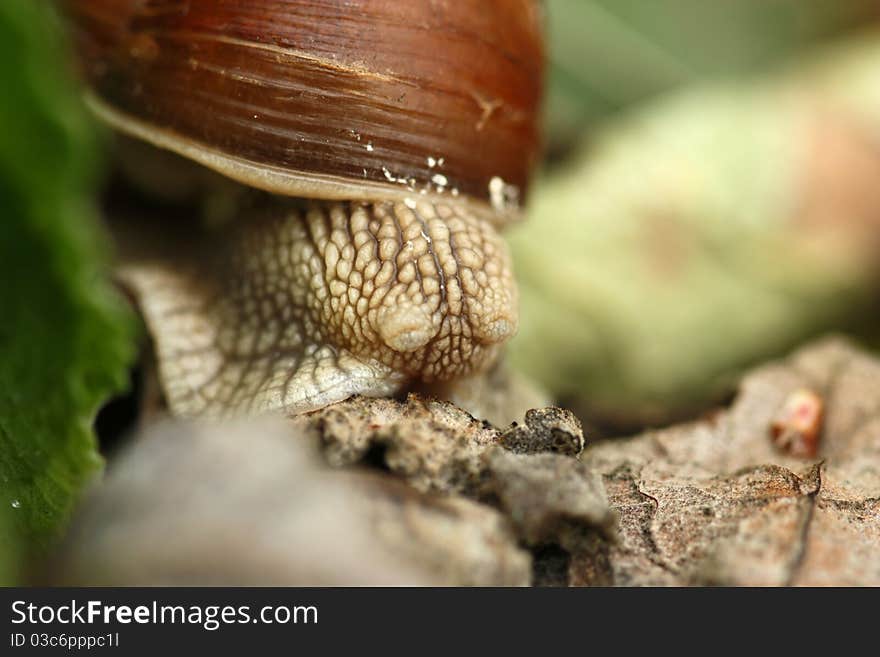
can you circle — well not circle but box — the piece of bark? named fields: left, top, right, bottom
left=52, top=418, right=530, bottom=586
left=293, top=395, right=618, bottom=570
left=296, top=395, right=498, bottom=496
left=497, top=408, right=585, bottom=456
left=293, top=395, right=587, bottom=496
left=363, top=475, right=531, bottom=586
left=480, top=448, right=615, bottom=577
left=582, top=336, right=880, bottom=586
left=481, top=448, right=614, bottom=545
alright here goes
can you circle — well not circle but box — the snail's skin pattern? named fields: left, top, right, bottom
left=122, top=199, right=517, bottom=415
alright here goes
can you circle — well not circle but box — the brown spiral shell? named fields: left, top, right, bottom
left=62, top=0, right=545, bottom=221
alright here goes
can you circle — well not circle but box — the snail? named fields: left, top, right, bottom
left=62, top=0, right=545, bottom=416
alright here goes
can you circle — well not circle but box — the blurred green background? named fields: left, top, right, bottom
left=508, top=0, right=880, bottom=429
left=544, top=0, right=880, bottom=156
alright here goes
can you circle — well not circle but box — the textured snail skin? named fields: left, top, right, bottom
left=122, top=197, right=516, bottom=415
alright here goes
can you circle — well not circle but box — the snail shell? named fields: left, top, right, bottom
left=63, top=0, right=545, bottom=415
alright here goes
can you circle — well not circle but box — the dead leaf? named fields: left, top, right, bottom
left=581, top=336, right=880, bottom=586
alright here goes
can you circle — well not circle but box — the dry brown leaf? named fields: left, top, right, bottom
left=581, top=336, right=880, bottom=586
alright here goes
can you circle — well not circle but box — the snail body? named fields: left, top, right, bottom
left=63, top=0, right=544, bottom=415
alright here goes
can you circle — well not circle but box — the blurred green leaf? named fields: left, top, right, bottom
left=0, top=0, right=135, bottom=575
left=545, top=0, right=880, bottom=149
left=512, top=36, right=880, bottom=424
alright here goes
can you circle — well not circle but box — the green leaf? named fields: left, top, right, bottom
left=0, top=0, right=135, bottom=572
